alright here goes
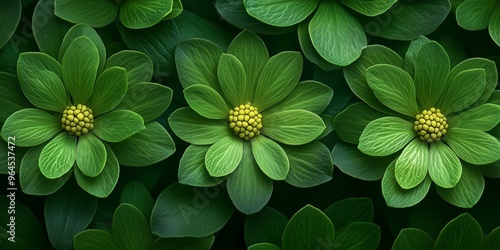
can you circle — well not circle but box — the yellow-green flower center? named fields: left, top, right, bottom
left=228, top=102, right=263, bottom=140
left=61, top=104, right=94, bottom=136
left=413, top=107, right=448, bottom=143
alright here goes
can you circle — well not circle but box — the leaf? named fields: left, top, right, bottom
left=120, top=181, right=154, bottom=222
left=428, top=141, right=462, bottom=188
left=74, top=230, right=119, bottom=250
left=358, top=116, right=415, bottom=157
left=251, top=135, right=289, bottom=180
left=446, top=127, right=500, bottom=165
left=456, top=0, right=497, bottom=30
left=439, top=69, right=486, bottom=114
left=283, top=142, right=333, bottom=188
left=366, top=64, right=419, bottom=117
left=108, top=121, right=175, bottom=167
left=339, top=0, right=397, bottom=16
left=482, top=227, right=500, bottom=250
left=395, top=138, right=428, bottom=189
left=489, top=7, right=500, bottom=46
left=263, top=109, right=325, bottom=145
left=178, top=145, right=226, bottom=187
left=168, top=107, right=230, bottom=145
left=33, top=0, right=72, bottom=58
left=253, top=51, right=303, bottom=111
left=45, top=180, right=98, bottom=250
left=113, top=204, right=152, bottom=250
left=163, top=0, right=183, bottom=20
left=39, top=132, right=76, bottom=179
left=392, top=228, right=434, bottom=250
left=105, top=50, right=153, bottom=88
left=0, top=0, right=21, bottom=48
left=333, top=102, right=386, bottom=144
left=333, top=222, right=381, bottom=250
left=245, top=206, right=288, bottom=248
left=205, top=136, right=243, bottom=177
left=449, top=103, right=500, bottom=131
left=248, top=243, right=281, bottom=250
left=92, top=110, right=145, bottom=143
left=120, top=0, right=172, bottom=29
left=282, top=205, right=335, bottom=250
left=151, top=236, right=215, bottom=250
left=227, top=141, right=273, bottom=214
left=150, top=183, right=235, bottom=237
left=217, top=53, right=247, bottom=107
left=76, top=133, right=106, bottom=177
left=324, top=197, right=374, bottom=230
left=184, top=84, right=229, bottom=119
left=437, top=163, right=485, bottom=208
left=87, top=66, right=128, bottom=116
left=54, top=0, right=118, bottom=28
left=0, top=73, right=32, bottom=122
left=243, top=0, right=320, bottom=26
left=61, top=36, right=99, bottom=104
left=298, top=20, right=339, bottom=71
left=309, top=0, right=366, bottom=66
left=17, top=52, right=69, bottom=112
left=1, top=108, right=61, bottom=147
left=404, top=36, right=432, bottom=78
left=434, top=213, right=483, bottom=250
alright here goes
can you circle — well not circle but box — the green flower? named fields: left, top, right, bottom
left=333, top=37, right=500, bottom=208
left=456, top=0, right=500, bottom=46
left=168, top=30, right=333, bottom=214
left=1, top=24, right=175, bottom=197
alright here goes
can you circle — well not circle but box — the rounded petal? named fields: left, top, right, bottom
left=359, top=117, right=416, bottom=157
left=92, top=110, right=145, bottom=143
left=262, top=109, right=325, bottom=145
left=251, top=135, right=289, bottom=180
left=76, top=133, right=107, bottom=177
left=446, top=127, right=500, bottom=165
left=184, top=84, right=229, bottom=119
left=178, top=145, right=226, bottom=187
left=39, top=132, right=76, bottom=179
left=205, top=136, right=243, bottom=177
left=428, top=141, right=462, bottom=188
left=395, top=138, right=429, bottom=189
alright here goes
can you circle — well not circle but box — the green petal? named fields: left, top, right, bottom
left=392, top=228, right=434, bottom=250
left=92, top=110, right=145, bottom=143
left=105, top=50, right=153, bottom=88
left=366, top=64, right=419, bottom=117
left=217, top=53, right=247, bottom=107
left=61, top=36, right=99, bottom=104
left=76, top=133, right=106, bottom=177
left=87, top=66, right=128, bottom=116
left=489, top=7, right=500, bottom=46
left=54, top=0, right=118, bottom=28
left=168, top=107, right=230, bottom=145
left=395, top=138, right=429, bottom=189
left=227, top=141, right=272, bottom=215
left=413, top=41, right=450, bottom=108
left=283, top=142, right=333, bottom=188
left=74, top=230, right=119, bottom=250
left=382, top=158, right=431, bottom=208
left=74, top=142, right=119, bottom=198
left=184, top=84, right=229, bottom=119
left=1, top=108, right=61, bottom=147
left=456, top=0, right=497, bottom=30
left=178, top=145, right=226, bottom=187
left=436, top=163, right=484, bottom=208
left=449, top=103, right=500, bottom=131
left=120, top=0, right=172, bottom=29
left=434, top=213, right=483, bottom=249
left=333, top=102, right=386, bottom=144
left=244, top=0, right=319, bottom=26
left=205, top=136, right=243, bottom=177
left=251, top=135, right=289, bottom=180
left=309, top=0, right=366, bottom=66
left=253, top=51, right=302, bottom=111
left=0, top=72, right=32, bottom=122
left=429, top=141, right=462, bottom=188
left=39, top=132, right=76, bottom=179
left=113, top=204, right=152, bottom=250
left=446, top=127, right=500, bottom=164
left=227, top=30, right=269, bottom=101
left=339, top=0, right=397, bottom=16
left=439, top=69, right=486, bottom=114
left=359, top=117, right=416, bottom=157
left=262, top=109, right=325, bottom=145
left=404, top=36, right=431, bottom=78
left=17, top=52, right=69, bottom=112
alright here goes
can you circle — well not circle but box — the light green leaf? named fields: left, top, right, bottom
left=87, top=66, right=128, bottom=116
left=333, top=222, right=381, bottom=250
left=395, top=138, right=429, bottom=189
left=108, top=121, right=175, bottom=167
left=227, top=141, right=272, bottom=215
left=333, top=102, right=386, bottom=144
left=434, top=213, right=483, bottom=249
left=105, top=50, right=153, bottom=88
left=283, top=142, right=333, bottom=188
left=309, top=0, right=366, bottom=66
left=262, top=109, right=325, bottom=145
left=449, top=103, right=500, bottom=131
left=120, top=181, right=154, bottom=222
left=33, top=0, right=72, bottom=59
left=113, top=204, right=152, bottom=250
left=366, top=64, right=419, bottom=117
left=481, top=227, right=500, bottom=250
left=413, top=41, right=450, bottom=109
left=490, top=7, right=500, bottom=46
left=74, top=230, right=119, bottom=250
left=178, top=145, right=226, bottom=187
left=429, top=141, right=462, bottom=188
left=163, top=0, right=183, bottom=20
left=114, top=82, right=172, bottom=123
left=392, top=228, right=434, bottom=250
left=61, top=36, right=99, bottom=104
left=184, top=84, right=229, bottom=119
left=1, top=108, right=61, bottom=147
left=39, top=132, right=76, bottom=179
left=446, top=127, right=500, bottom=165
left=218, top=53, right=247, bottom=107
left=359, top=117, right=416, bottom=157
left=245, top=206, right=288, bottom=248
left=298, top=20, right=339, bottom=71
left=243, top=0, right=320, bottom=26
left=251, top=135, right=289, bottom=180
left=0, top=73, right=32, bottom=122
left=253, top=51, right=302, bottom=111
left=339, top=0, right=397, bottom=16
left=74, top=143, right=119, bottom=198
left=168, top=107, right=230, bottom=145
left=382, top=159, right=431, bottom=208
left=0, top=0, right=21, bottom=48
left=92, top=110, right=144, bottom=143
left=54, top=0, right=118, bottom=28
left=76, top=133, right=106, bottom=177
left=120, top=0, right=172, bottom=29
left=437, top=163, right=485, bottom=208
left=456, top=0, right=497, bottom=30
left=17, top=52, right=69, bottom=112
left=205, top=136, right=243, bottom=177
left=324, top=197, right=374, bottom=230
left=439, top=69, right=486, bottom=114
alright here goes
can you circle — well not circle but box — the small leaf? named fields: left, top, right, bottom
left=54, top=0, right=118, bottom=28
left=437, top=163, right=485, bottom=208
left=178, top=145, right=226, bottom=187
left=251, top=135, right=289, bottom=180
left=39, top=132, right=76, bottom=179
left=263, top=109, right=325, bottom=145
left=74, top=230, right=119, bottom=250
left=333, top=102, right=386, bottom=144
left=395, top=138, right=428, bottom=189
left=324, top=197, right=374, bottom=230
left=205, top=136, right=243, bottom=177
left=92, top=110, right=145, bottom=143
left=113, top=204, right=152, bottom=250
left=105, top=50, right=153, bottom=87
left=434, top=213, right=483, bottom=250
left=428, top=141, right=462, bottom=188
left=245, top=206, right=288, bottom=248
left=392, top=228, right=434, bottom=250
left=184, top=84, right=229, bottom=119
left=76, top=133, right=106, bottom=177
left=87, top=66, right=128, bottom=116
left=120, top=0, right=172, bottom=29
left=333, top=222, right=381, bottom=250
left=217, top=53, right=247, bottom=107
left=359, top=116, right=415, bottom=157
left=456, top=0, right=497, bottom=30
left=283, top=142, right=333, bottom=188
left=446, top=127, right=500, bottom=165
left=439, top=69, right=486, bottom=114
left=339, top=0, right=397, bottom=16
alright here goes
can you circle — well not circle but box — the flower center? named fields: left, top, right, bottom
left=61, top=104, right=94, bottom=136
left=228, top=102, right=263, bottom=140
left=413, top=107, right=448, bottom=143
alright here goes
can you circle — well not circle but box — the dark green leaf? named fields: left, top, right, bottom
left=333, top=222, right=380, bottom=250
left=439, top=69, right=486, bottom=114
left=436, top=163, right=484, bottom=208
left=434, top=213, right=483, bottom=250
left=482, top=227, right=500, bottom=250
left=0, top=73, right=32, bottom=122
left=87, top=66, right=128, bottom=116
left=0, top=0, right=21, bottom=48
left=456, top=0, right=497, bottom=30
left=243, top=0, right=319, bottom=26
left=120, top=0, right=172, bottom=29
left=339, top=0, right=397, bottom=16
left=105, top=50, right=153, bottom=88
left=324, top=197, right=374, bottom=230
left=113, top=204, right=152, bottom=250
left=333, top=102, right=386, bottom=144
left=283, top=142, right=333, bottom=188
left=178, top=145, right=226, bottom=187
left=332, top=142, right=391, bottom=181
left=392, top=228, right=434, bottom=250
left=74, top=229, right=119, bottom=250
left=120, top=181, right=155, bottom=222
left=54, top=0, right=118, bottom=28
left=245, top=206, right=288, bottom=248
left=152, top=236, right=214, bottom=250
left=115, top=83, right=172, bottom=123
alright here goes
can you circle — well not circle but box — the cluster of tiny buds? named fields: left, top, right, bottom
left=413, top=107, right=448, bottom=143
left=61, top=104, right=94, bottom=136
left=228, top=102, right=263, bottom=140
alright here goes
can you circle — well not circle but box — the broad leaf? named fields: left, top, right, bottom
left=439, top=69, right=486, bottom=114
left=446, top=127, right=500, bottom=165
left=74, top=230, right=119, bottom=250
left=39, top=132, right=76, bottom=179
left=449, top=103, right=500, bottom=131
left=76, top=133, right=106, bottom=177
left=0, top=0, right=21, bottom=48
left=489, top=7, right=500, bottom=46
left=113, top=204, right=152, bottom=250
left=339, top=0, right=397, bottom=16
left=243, top=0, right=319, bottom=26
left=456, top=0, right=497, bottom=30
left=0, top=73, right=32, bottom=122
left=298, top=21, right=339, bottom=71
left=404, top=36, right=432, bottom=78
left=392, top=228, right=434, bottom=250
left=120, top=181, right=154, bottom=222
left=105, top=50, right=153, bottom=87
left=359, top=116, right=415, bottom=157
left=333, top=222, right=381, bottom=250
left=178, top=145, right=226, bottom=187
left=54, top=0, right=118, bottom=28
left=333, top=102, right=386, bottom=144
left=482, top=227, right=500, bottom=250
left=92, top=110, right=145, bottom=143
left=283, top=142, right=333, bottom=188
left=263, top=109, right=325, bottom=145
left=428, top=141, right=462, bottom=188
left=434, top=213, right=483, bottom=250
left=120, top=0, right=172, bottom=29
left=251, top=135, right=289, bottom=180
left=217, top=53, right=247, bottom=107
left=184, top=84, right=229, bottom=119
left=1, top=108, right=60, bottom=147
left=324, top=197, right=374, bottom=230
left=152, top=236, right=215, bottom=250
left=245, top=207, right=288, bottom=248
left=87, top=66, right=128, bottom=116
left=395, top=138, right=428, bottom=189
left=436, top=163, right=484, bottom=208
left=205, top=136, right=243, bottom=177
